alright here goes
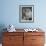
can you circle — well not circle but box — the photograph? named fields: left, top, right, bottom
left=19, top=5, right=34, bottom=23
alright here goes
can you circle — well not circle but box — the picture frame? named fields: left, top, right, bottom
left=19, top=5, right=34, bottom=23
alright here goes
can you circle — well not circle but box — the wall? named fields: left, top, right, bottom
left=0, top=0, right=46, bottom=29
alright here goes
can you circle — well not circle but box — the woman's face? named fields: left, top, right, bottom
left=25, top=8, right=32, bottom=18
left=22, top=8, right=32, bottom=20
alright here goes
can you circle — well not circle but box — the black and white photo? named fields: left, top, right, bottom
left=19, top=5, right=34, bottom=23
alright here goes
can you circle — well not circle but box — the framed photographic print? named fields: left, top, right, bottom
left=19, top=5, right=34, bottom=23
